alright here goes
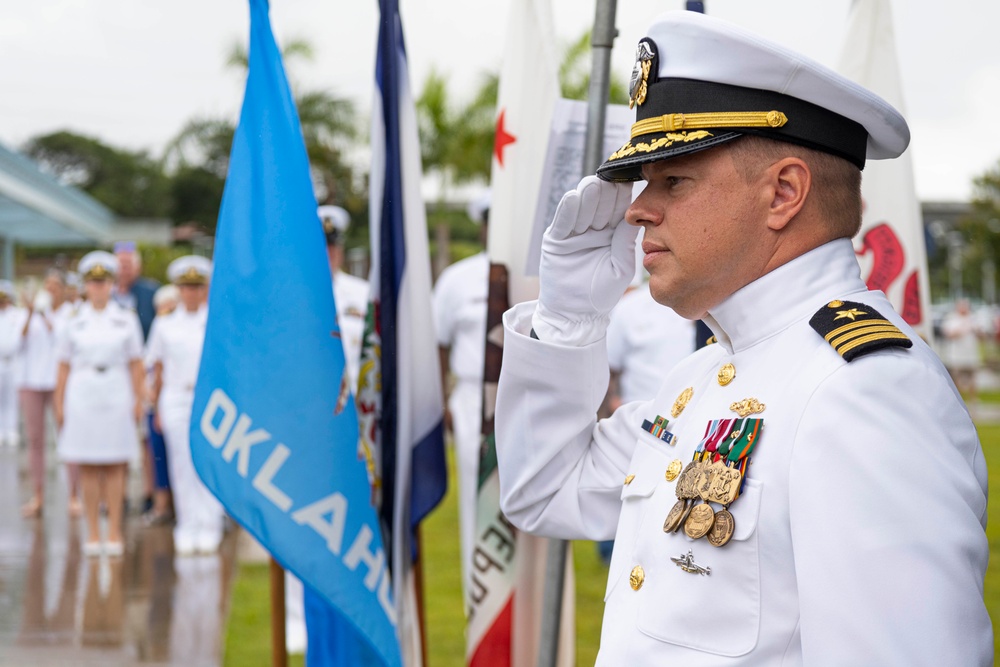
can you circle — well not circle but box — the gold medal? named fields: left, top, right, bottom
left=707, top=509, right=735, bottom=547
left=665, top=459, right=683, bottom=481
left=706, top=465, right=742, bottom=505
left=683, top=503, right=715, bottom=539
left=671, top=387, right=693, bottom=418
left=675, top=461, right=699, bottom=499
left=663, top=499, right=687, bottom=533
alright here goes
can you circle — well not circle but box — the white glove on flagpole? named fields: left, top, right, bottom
left=532, top=176, right=638, bottom=346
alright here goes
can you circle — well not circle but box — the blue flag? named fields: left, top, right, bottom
left=189, top=2, right=401, bottom=665
left=354, top=0, right=449, bottom=660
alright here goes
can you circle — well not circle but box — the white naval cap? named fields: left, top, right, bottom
left=0, top=280, right=14, bottom=302
left=466, top=191, right=491, bottom=226
left=167, top=255, right=212, bottom=286
left=318, top=205, right=351, bottom=246
left=78, top=251, right=119, bottom=281
left=598, top=10, right=909, bottom=182
left=153, top=283, right=180, bottom=309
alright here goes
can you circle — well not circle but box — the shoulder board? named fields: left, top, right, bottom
left=809, top=299, right=912, bottom=362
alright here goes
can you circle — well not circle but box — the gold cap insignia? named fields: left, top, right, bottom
left=628, top=39, right=657, bottom=109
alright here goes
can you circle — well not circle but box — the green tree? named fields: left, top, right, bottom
left=23, top=131, right=172, bottom=218
left=955, top=159, right=1000, bottom=301
left=165, top=37, right=363, bottom=235
left=560, top=30, right=629, bottom=104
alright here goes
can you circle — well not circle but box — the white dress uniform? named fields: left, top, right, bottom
left=20, top=301, right=71, bottom=393
left=497, top=10, right=991, bottom=666
left=146, top=256, right=223, bottom=555
left=432, top=250, right=489, bottom=594
left=333, top=270, right=370, bottom=389
left=0, top=283, right=26, bottom=445
left=56, top=301, right=143, bottom=464
left=497, top=240, right=991, bottom=666
left=607, top=283, right=695, bottom=404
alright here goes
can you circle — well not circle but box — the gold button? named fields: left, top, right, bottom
left=665, top=459, right=682, bottom=481
left=624, top=474, right=635, bottom=486
left=827, top=300, right=844, bottom=308
left=717, top=363, right=736, bottom=386
left=629, top=565, right=645, bottom=591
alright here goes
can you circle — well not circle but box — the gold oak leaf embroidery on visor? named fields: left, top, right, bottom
left=607, top=130, right=714, bottom=161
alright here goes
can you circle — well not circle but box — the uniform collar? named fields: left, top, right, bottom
left=703, top=238, right=867, bottom=354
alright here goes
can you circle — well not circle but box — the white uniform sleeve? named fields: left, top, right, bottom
left=125, top=312, right=144, bottom=361
left=55, top=316, right=73, bottom=363
left=789, top=352, right=991, bottom=666
left=495, top=300, right=645, bottom=540
left=432, top=269, right=457, bottom=347
left=606, top=303, right=628, bottom=372
left=145, top=317, right=164, bottom=368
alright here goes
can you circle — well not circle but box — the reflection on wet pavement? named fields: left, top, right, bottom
left=0, top=448, right=235, bottom=666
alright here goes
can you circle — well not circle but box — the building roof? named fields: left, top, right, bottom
left=0, top=143, right=114, bottom=246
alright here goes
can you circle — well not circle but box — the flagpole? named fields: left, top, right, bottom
left=535, top=5, right=619, bottom=666
left=269, top=557, right=288, bottom=667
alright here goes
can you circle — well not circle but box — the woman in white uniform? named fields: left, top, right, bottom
left=146, top=255, right=224, bottom=555
left=55, top=252, right=145, bottom=556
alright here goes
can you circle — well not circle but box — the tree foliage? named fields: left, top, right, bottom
left=23, top=131, right=172, bottom=218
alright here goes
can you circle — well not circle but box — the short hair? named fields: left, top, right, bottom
left=726, top=135, right=863, bottom=239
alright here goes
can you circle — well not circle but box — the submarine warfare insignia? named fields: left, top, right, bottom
left=809, top=299, right=912, bottom=362
left=664, top=416, right=763, bottom=549
left=629, top=38, right=658, bottom=109
left=671, top=550, right=711, bottom=576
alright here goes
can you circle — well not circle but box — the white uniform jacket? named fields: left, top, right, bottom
left=495, top=239, right=991, bottom=666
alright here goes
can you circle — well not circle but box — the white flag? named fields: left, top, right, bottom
left=839, top=0, right=932, bottom=339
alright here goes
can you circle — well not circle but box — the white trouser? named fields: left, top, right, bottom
left=160, top=397, right=224, bottom=551
left=450, top=377, right=483, bottom=600
left=0, top=365, right=18, bottom=438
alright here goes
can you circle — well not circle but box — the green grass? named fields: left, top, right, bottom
left=227, top=429, right=1000, bottom=665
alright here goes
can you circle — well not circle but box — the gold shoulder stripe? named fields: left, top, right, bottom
left=809, top=299, right=911, bottom=362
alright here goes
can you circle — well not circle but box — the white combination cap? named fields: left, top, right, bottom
left=167, top=255, right=212, bottom=285
left=598, top=10, right=909, bottom=181
left=79, top=251, right=119, bottom=281
left=466, top=191, right=491, bottom=226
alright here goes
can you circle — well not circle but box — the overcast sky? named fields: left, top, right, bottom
left=1, top=0, right=997, bottom=202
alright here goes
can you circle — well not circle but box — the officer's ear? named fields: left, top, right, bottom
left=763, top=157, right=810, bottom=232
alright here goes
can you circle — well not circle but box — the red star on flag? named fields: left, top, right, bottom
left=494, top=108, right=516, bottom=167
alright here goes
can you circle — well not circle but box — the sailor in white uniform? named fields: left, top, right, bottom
left=0, top=281, right=25, bottom=447
left=319, top=205, right=369, bottom=388
left=55, top=251, right=145, bottom=556
left=495, top=12, right=991, bottom=666
left=146, top=255, right=224, bottom=556
left=432, top=192, right=489, bottom=598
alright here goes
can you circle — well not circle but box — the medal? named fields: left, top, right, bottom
left=663, top=499, right=687, bottom=533
left=683, top=503, right=715, bottom=539
left=707, top=508, right=735, bottom=547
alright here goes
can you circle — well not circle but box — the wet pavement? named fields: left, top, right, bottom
left=0, top=446, right=236, bottom=667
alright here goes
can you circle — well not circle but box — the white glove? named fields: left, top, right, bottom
left=532, top=175, right=638, bottom=346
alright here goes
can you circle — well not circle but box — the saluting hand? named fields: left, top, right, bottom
left=533, top=175, right=638, bottom=346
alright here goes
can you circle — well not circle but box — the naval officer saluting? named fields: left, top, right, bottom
left=494, top=11, right=991, bottom=666
left=146, top=255, right=225, bottom=555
